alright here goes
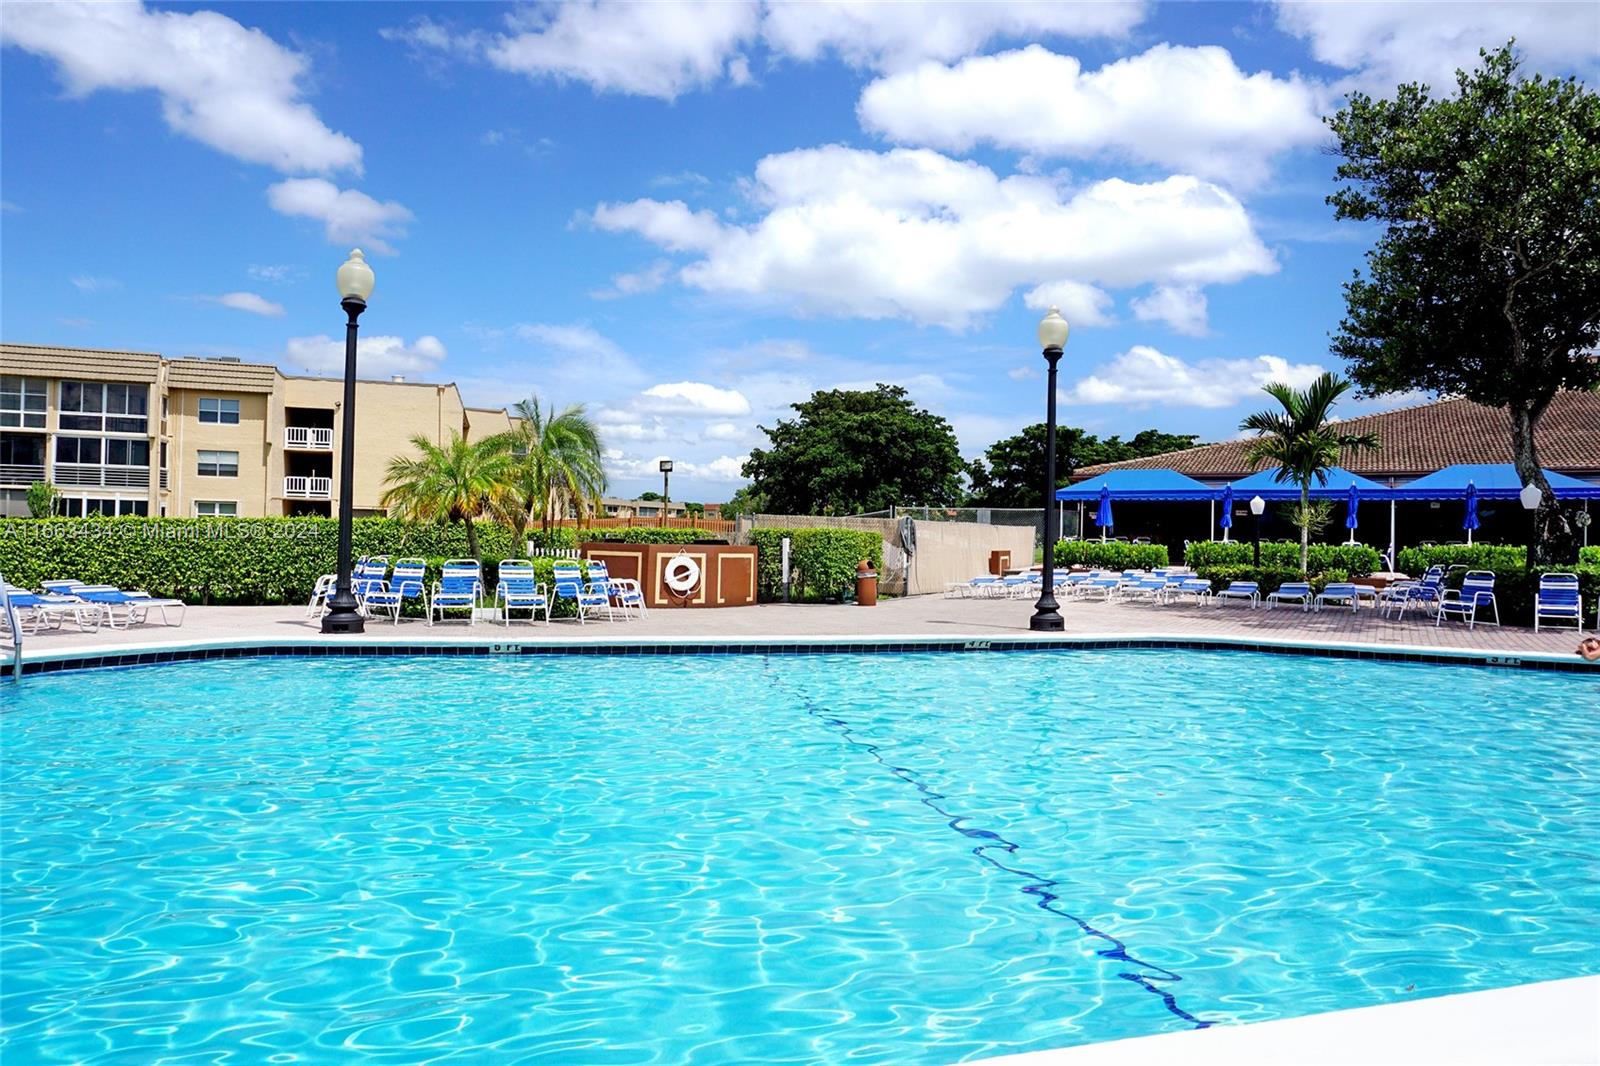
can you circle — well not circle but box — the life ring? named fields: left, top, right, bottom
left=664, top=553, right=702, bottom=595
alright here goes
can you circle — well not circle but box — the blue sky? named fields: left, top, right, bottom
left=4, top=2, right=1597, bottom=501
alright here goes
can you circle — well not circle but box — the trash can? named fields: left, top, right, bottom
left=855, top=559, right=879, bottom=606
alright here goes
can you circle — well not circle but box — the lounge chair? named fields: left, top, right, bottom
left=1077, top=576, right=1123, bottom=601
left=305, top=573, right=337, bottom=619
left=1534, top=572, right=1583, bottom=634
left=1314, top=582, right=1361, bottom=613
left=1266, top=582, right=1312, bottom=611
left=1383, top=567, right=1446, bottom=621
left=1214, top=581, right=1260, bottom=608
left=609, top=577, right=648, bottom=619
left=43, top=580, right=185, bottom=627
left=495, top=560, right=550, bottom=625
left=1436, top=570, right=1499, bottom=629
left=551, top=560, right=586, bottom=603
left=427, top=560, right=482, bottom=626
left=1118, top=577, right=1169, bottom=603
left=361, top=558, right=427, bottom=624
left=1165, top=578, right=1212, bottom=606
left=1, top=583, right=104, bottom=634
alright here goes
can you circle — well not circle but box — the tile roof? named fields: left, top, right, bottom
left=1, top=342, right=162, bottom=383
left=165, top=358, right=278, bottom=393
left=1075, top=391, right=1600, bottom=481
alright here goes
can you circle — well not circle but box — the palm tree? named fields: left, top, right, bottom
left=1239, top=373, right=1380, bottom=575
left=380, top=431, right=517, bottom=558
left=501, top=397, right=607, bottom=535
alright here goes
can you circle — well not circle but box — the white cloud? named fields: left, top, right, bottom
left=248, top=263, right=302, bottom=284
left=1006, top=366, right=1039, bottom=381
left=514, top=322, right=647, bottom=387
left=592, top=145, right=1274, bottom=330
left=0, top=1, right=361, bottom=174
left=283, top=334, right=447, bottom=378
left=1061, top=346, right=1325, bottom=408
left=590, top=259, right=673, bottom=299
left=1274, top=1, right=1600, bottom=95
left=1021, top=280, right=1116, bottom=328
left=210, top=291, right=285, bottom=317
left=638, top=381, right=753, bottom=417
left=0, top=201, right=22, bottom=214
left=605, top=449, right=750, bottom=482
left=266, top=179, right=413, bottom=254
left=858, top=44, right=1327, bottom=188
left=1131, top=285, right=1208, bottom=336
left=704, top=421, right=747, bottom=441
left=70, top=274, right=120, bottom=294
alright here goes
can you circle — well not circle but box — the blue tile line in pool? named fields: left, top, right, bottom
left=762, top=656, right=1212, bottom=1032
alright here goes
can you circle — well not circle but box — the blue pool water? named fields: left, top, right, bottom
left=3, top=650, right=1597, bottom=1064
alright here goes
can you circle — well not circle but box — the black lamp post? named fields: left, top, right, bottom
left=321, top=249, right=375, bottom=634
left=1030, top=306, right=1070, bottom=632
left=659, top=459, right=673, bottom=527
left=1249, top=494, right=1266, bottom=569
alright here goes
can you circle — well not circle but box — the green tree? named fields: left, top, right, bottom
left=502, top=397, right=608, bottom=535
left=380, top=431, right=517, bottom=558
left=742, top=384, right=964, bottom=514
left=965, top=425, right=1200, bottom=507
left=25, top=481, right=59, bottom=518
left=1326, top=44, right=1600, bottom=564
left=1240, top=373, right=1380, bottom=575
left=638, top=490, right=663, bottom=501
left=720, top=484, right=768, bottom=519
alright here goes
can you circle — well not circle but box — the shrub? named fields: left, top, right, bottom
left=747, top=528, right=883, bottom=602
left=584, top=527, right=723, bottom=544
left=1393, top=543, right=1600, bottom=624
left=523, top=527, right=579, bottom=553
left=1184, top=539, right=1382, bottom=576
left=1054, top=540, right=1169, bottom=571
left=1396, top=543, right=1527, bottom=575
left=26, top=481, right=59, bottom=518
left=1193, top=564, right=1305, bottom=596
left=1578, top=546, right=1600, bottom=566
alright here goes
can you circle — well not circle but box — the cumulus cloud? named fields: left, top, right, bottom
left=70, top=274, right=120, bottom=294
left=1061, top=346, right=1325, bottom=408
left=0, top=1, right=361, bottom=174
left=858, top=44, right=1326, bottom=187
left=1131, top=285, right=1208, bottom=336
left=1274, top=1, right=1600, bottom=95
left=590, top=259, right=673, bottom=299
left=514, top=322, right=647, bottom=387
left=209, top=291, right=285, bottom=317
left=266, top=179, right=413, bottom=253
left=704, top=421, right=748, bottom=441
left=592, top=145, right=1274, bottom=330
left=247, top=263, right=302, bottom=284
left=605, top=449, right=750, bottom=482
left=283, top=334, right=447, bottom=378
left=1021, top=280, right=1116, bottom=328
left=638, top=381, right=753, bottom=417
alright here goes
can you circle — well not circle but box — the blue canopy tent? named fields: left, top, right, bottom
left=1225, top=466, right=1393, bottom=500
left=1389, top=464, right=1600, bottom=500
left=1057, top=469, right=1218, bottom=543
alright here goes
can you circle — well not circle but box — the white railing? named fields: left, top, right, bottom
left=284, top=476, right=333, bottom=499
left=285, top=426, right=334, bottom=450
left=53, top=464, right=150, bottom=488
left=0, top=463, right=46, bottom=485
left=0, top=572, right=20, bottom=681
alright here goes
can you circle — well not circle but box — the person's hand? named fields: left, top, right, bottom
left=1579, top=637, right=1600, bottom=662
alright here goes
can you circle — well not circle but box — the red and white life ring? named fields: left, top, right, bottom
left=664, top=553, right=702, bottom=594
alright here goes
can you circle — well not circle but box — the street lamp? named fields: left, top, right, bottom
left=659, top=458, right=673, bottom=527
left=1249, top=494, right=1266, bottom=568
left=321, top=249, right=375, bottom=634
left=1030, top=306, right=1070, bottom=632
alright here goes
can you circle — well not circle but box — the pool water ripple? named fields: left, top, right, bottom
left=2, top=650, right=1597, bottom=1064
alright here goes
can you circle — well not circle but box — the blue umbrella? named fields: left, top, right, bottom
left=1219, top=485, right=1234, bottom=539
left=1345, top=481, right=1360, bottom=542
left=1463, top=481, right=1479, bottom=545
left=1094, top=485, right=1113, bottom=540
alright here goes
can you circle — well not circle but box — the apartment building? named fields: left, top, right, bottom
left=1, top=342, right=508, bottom=518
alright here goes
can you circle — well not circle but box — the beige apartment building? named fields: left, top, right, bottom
left=1, top=342, right=513, bottom=519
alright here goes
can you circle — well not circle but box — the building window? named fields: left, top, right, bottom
left=59, top=496, right=148, bottom=517
left=0, top=376, right=47, bottom=429
left=195, top=500, right=238, bottom=517
left=55, top=437, right=150, bottom=467
left=59, top=381, right=148, bottom=434
left=197, top=450, right=239, bottom=477
left=198, top=397, right=241, bottom=424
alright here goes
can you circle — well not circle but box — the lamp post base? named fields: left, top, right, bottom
left=1029, top=611, right=1065, bottom=632
left=320, top=597, right=365, bottom=634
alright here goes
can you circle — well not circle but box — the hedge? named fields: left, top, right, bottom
left=1394, top=543, right=1600, bottom=625
left=1579, top=546, right=1600, bottom=566
left=1053, top=540, right=1168, bottom=571
left=1184, top=539, right=1383, bottom=576
left=747, top=528, right=882, bottom=602
left=582, top=527, right=724, bottom=544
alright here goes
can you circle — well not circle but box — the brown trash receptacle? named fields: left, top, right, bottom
left=989, top=550, right=1011, bottom=575
left=855, top=559, right=879, bottom=606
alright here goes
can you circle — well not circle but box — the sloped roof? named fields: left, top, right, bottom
left=1075, top=391, right=1600, bottom=480
left=1227, top=466, right=1393, bottom=500
left=166, top=357, right=278, bottom=393
left=1393, top=464, right=1600, bottom=499
left=1055, top=468, right=1217, bottom=501
left=2, top=342, right=161, bottom=383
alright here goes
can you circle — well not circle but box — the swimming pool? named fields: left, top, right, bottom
left=3, top=649, right=1597, bottom=1063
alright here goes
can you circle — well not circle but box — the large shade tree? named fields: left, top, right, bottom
left=1326, top=44, right=1600, bottom=563
left=1240, top=373, right=1380, bottom=575
left=380, top=432, right=518, bottom=558
left=965, top=426, right=1201, bottom=508
left=742, top=384, right=964, bottom=514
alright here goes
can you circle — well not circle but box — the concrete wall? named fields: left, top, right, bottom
left=168, top=388, right=273, bottom=516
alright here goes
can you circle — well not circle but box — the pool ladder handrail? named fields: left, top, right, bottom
left=0, top=572, right=22, bottom=681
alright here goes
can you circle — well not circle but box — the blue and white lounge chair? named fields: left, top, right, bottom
left=1534, top=572, right=1583, bottom=634
left=1266, top=582, right=1312, bottom=611
left=1214, top=581, right=1259, bottom=608
left=1166, top=577, right=1213, bottom=605
left=1436, top=570, right=1499, bottom=629
left=1119, top=577, right=1169, bottom=603
left=2, top=583, right=104, bottom=634
left=1381, top=566, right=1446, bottom=620
left=43, top=580, right=185, bottom=627
left=1314, top=582, right=1361, bottom=613
left=428, top=560, right=482, bottom=626
left=495, top=560, right=550, bottom=625
left=609, top=577, right=647, bottom=619
left=551, top=560, right=586, bottom=602
left=361, top=558, right=427, bottom=624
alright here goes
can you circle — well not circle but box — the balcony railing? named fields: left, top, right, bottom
left=0, top=463, right=47, bottom=486
left=54, top=464, right=150, bottom=488
left=284, top=475, right=333, bottom=499
left=285, top=426, right=334, bottom=451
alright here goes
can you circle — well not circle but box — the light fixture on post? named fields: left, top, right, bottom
left=1249, top=494, right=1266, bottom=569
left=659, top=459, right=674, bottom=527
left=1030, top=306, right=1070, bottom=632
left=1520, top=482, right=1543, bottom=568
left=320, top=249, right=375, bottom=634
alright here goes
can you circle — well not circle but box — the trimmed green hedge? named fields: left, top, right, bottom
left=747, top=528, right=882, bottom=602
left=1053, top=540, right=1168, bottom=571
left=1578, top=546, right=1600, bottom=566
left=1395, top=543, right=1599, bottom=625
left=1184, top=539, right=1383, bottom=576
left=583, top=527, right=724, bottom=544
left=1396, top=543, right=1528, bottom=574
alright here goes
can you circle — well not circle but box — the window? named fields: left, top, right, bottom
left=0, top=376, right=47, bottom=428
left=195, top=500, right=238, bottom=517
left=60, top=496, right=147, bottom=517
left=0, top=434, right=45, bottom=466
left=55, top=437, right=101, bottom=464
left=59, top=381, right=148, bottom=433
left=197, top=450, right=238, bottom=477
left=198, top=397, right=241, bottom=424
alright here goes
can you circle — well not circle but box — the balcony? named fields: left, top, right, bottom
left=285, top=426, right=334, bottom=451
left=0, top=463, right=46, bottom=486
left=284, top=475, right=333, bottom=499
left=54, top=464, right=150, bottom=488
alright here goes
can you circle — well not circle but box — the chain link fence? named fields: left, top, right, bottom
left=855, top=506, right=1080, bottom=550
